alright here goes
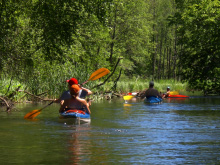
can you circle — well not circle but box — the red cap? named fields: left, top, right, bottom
left=66, top=78, right=78, bottom=86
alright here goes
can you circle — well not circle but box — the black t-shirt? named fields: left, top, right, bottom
left=145, top=88, right=161, bottom=98
left=78, top=89, right=88, bottom=99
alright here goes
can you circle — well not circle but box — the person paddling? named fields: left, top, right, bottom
left=59, top=84, right=91, bottom=114
left=141, top=81, right=162, bottom=99
left=55, top=78, right=92, bottom=105
left=163, top=87, right=171, bottom=98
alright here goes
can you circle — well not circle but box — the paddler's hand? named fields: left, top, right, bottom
left=60, top=100, right=64, bottom=106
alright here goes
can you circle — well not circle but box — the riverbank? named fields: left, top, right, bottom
left=0, top=78, right=202, bottom=110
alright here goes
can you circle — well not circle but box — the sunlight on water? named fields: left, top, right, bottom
left=0, top=96, right=220, bottom=164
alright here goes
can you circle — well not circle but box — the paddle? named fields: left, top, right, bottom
left=24, top=68, right=110, bottom=119
left=81, top=68, right=110, bottom=85
left=24, top=101, right=54, bottom=119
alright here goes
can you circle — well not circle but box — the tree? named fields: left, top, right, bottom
left=171, top=0, right=220, bottom=94
left=148, top=0, right=177, bottom=80
left=0, top=0, right=114, bottom=96
left=106, top=0, right=153, bottom=78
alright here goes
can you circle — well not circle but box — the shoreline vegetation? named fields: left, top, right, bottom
left=0, top=78, right=204, bottom=111
left=1, top=1, right=220, bottom=111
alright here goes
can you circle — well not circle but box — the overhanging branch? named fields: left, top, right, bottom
left=92, top=57, right=123, bottom=89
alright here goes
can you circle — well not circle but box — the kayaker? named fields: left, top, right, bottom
left=59, top=84, right=91, bottom=114
left=141, top=81, right=162, bottom=99
left=163, top=87, right=170, bottom=98
left=55, top=78, right=92, bottom=105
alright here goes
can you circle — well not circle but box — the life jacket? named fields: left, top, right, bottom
left=64, top=108, right=85, bottom=115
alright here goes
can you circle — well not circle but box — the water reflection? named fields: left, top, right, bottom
left=64, top=122, right=91, bottom=165
left=1, top=96, right=220, bottom=164
left=165, top=97, right=190, bottom=103
left=123, top=103, right=132, bottom=114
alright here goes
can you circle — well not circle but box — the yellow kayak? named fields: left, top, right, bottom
left=123, top=95, right=134, bottom=101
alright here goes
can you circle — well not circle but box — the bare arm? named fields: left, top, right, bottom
left=59, top=101, right=66, bottom=113
left=54, top=98, right=61, bottom=103
left=59, top=100, right=69, bottom=113
left=54, top=98, right=65, bottom=106
left=140, top=90, right=147, bottom=99
left=76, top=96, right=91, bottom=114
left=157, top=91, right=162, bottom=98
left=81, top=87, right=92, bottom=95
left=55, top=91, right=70, bottom=104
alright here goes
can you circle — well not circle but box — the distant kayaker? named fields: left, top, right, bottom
left=163, top=87, right=170, bottom=98
left=55, top=78, right=92, bottom=105
left=141, top=81, right=162, bottom=99
left=59, top=84, right=91, bottom=114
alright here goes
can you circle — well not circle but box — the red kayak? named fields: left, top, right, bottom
left=168, top=94, right=189, bottom=98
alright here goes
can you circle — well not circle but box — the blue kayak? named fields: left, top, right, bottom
left=144, top=97, right=162, bottom=104
left=59, top=110, right=91, bottom=123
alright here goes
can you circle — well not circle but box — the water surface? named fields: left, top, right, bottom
left=0, top=96, right=220, bottom=164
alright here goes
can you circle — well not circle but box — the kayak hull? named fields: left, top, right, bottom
left=144, top=97, right=162, bottom=104
left=168, top=94, right=189, bottom=98
left=59, top=110, right=91, bottom=123
left=123, top=95, right=134, bottom=101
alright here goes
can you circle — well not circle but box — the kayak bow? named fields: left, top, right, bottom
left=123, top=95, right=134, bottom=101
left=144, top=97, right=162, bottom=104
left=59, top=110, right=91, bottom=123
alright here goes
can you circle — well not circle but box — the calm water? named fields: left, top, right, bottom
left=0, top=96, right=220, bottom=164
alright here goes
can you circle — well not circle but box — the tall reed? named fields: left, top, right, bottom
left=92, top=79, right=189, bottom=95
left=0, top=69, right=190, bottom=102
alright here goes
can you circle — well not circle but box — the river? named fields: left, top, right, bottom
left=0, top=96, right=220, bottom=164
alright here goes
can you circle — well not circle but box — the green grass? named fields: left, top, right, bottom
left=91, top=79, right=189, bottom=95
left=0, top=77, right=27, bottom=102
left=0, top=75, right=192, bottom=102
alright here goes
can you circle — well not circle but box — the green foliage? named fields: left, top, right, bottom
left=107, top=0, right=153, bottom=77
left=113, top=78, right=189, bottom=94
left=170, top=0, right=220, bottom=94
left=1, top=0, right=219, bottom=100
left=0, top=76, right=26, bottom=102
left=29, top=0, right=113, bottom=62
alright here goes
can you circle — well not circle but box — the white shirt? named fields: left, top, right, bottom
left=60, top=89, right=88, bottom=100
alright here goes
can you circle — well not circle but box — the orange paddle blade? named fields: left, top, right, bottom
left=88, top=68, right=110, bottom=81
left=24, top=110, right=41, bottom=119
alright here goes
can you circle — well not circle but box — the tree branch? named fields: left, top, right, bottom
left=18, top=90, right=50, bottom=101
left=111, top=68, right=122, bottom=91
left=92, top=57, right=123, bottom=89
left=0, top=96, right=10, bottom=111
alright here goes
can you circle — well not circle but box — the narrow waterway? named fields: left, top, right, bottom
left=0, top=96, right=220, bottom=164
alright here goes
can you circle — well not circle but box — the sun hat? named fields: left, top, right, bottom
left=66, top=78, right=78, bottom=86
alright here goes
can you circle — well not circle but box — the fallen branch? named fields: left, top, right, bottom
left=36, top=91, right=48, bottom=96
left=18, top=90, right=50, bottom=101
left=92, top=57, right=123, bottom=89
left=111, top=68, right=122, bottom=91
left=0, top=96, right=11, bottom=111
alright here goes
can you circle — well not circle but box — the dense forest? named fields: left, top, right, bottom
left=0, top=0, right=220, bottom=103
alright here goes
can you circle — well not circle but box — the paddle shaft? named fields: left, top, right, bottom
left=40, top=101, right=54, bottom=111
left=81, top=80, right=89, bottom=86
